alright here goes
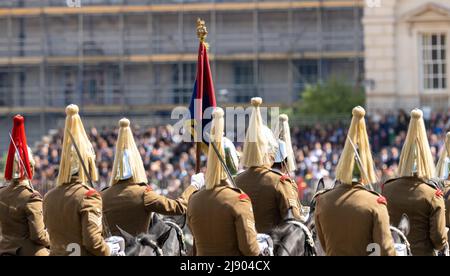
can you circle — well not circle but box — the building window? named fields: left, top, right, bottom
left=172, top=63, right=196, bottom=104
left=233, top=62, right=255, bottom=103
left=0, top=72, right=12, bottom=106
left=421, top=33, right=447, bottom=90
left=295, top=60, right=319, bottom=92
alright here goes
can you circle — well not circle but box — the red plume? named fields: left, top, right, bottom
left=4, top=115, right=33, bottom=181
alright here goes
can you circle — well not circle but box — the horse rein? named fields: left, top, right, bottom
left=389, top=226, right=412, bottom=256
left=286, top=220, right=317, bottom=256
left=136, top=236, right=164, bottom=256
left=164, top=220, right=187, bottom=256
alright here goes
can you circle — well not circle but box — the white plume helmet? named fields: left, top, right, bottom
left=205, top=107, right=228, bottom=190
left=274, top=114, right=296, bottom=173
left=110, top=118, right=148, bottom=186
left=436, top=132, right=450, bottom=179
left=57, top=104, right=98, bottom=186
left=240, top=97, right=278, bottom=168
left=335, top=106, right=377, bottom=185
left=397, top=109, right=435, bottom=179
left=12, top=146, right=35, bottom=180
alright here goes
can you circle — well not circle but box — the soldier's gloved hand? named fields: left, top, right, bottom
left=105, top=236, right=125, bottom=256
left=190, top=173, right=205, bottom=190
left=257, top=234, right=274, bottom=256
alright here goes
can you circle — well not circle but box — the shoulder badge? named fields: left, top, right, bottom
left=435, top=189, right=444, bottom=198
left=145, top=186, right=153, bottom=192
left=238, top=193, right=250, bottom=201
left=85, top=189, right=99, bottom=197
left=377, top=195, right=387, bottom=205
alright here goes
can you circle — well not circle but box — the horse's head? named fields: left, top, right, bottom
left=269, top=209, right=316, bottom=256
left=117, top=226, right=163, bottom=256
left=148, top=214, right=187, bottom=256
left=305, top=178, right=330, bottom=256
left=390, top=214, right=412, bottom=256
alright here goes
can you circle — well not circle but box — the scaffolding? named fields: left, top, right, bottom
left=0, top=0, right=364, bottom=113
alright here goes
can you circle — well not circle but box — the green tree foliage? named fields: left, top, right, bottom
left=296, top=77, right=365, bottom=118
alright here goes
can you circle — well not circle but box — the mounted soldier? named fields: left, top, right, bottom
left=187, top=107, right=260, bottom=256
left=314, top=106, right=396, bottom=256
left=0, top=115, right=50, bottom=256
left=433, top=131, right=450, bottom=248
left=382, top=109, right=447, bottom=256
left=101, top=118, right=204, bottom=237
left=235, top=98, right=302, bottom=234
left=43, top=104, right=124, bottom=256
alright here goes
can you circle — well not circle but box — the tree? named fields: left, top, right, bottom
left=294, top=77, right=365, bottom=118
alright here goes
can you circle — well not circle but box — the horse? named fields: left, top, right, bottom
left=118, top=214, right=187, bottom=256
left=269, top=209, right=317, bottom=256
left=307, top=178, right=413, bottom=256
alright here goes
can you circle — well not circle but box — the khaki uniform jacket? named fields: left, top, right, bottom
left=102, top=180, right=196, bottom=236
left=0, top=180, right=49, bottom=256
left=187, top=180, right=260, bottom=256
left=43, top=178, right=110, bottom=256
left=315, top=182, right=396, bottom=256
left=235, top=166, right=301, bottom=233
left=382, top=176, right=447, bottom=256
left=445, top=183, right=450, bottom=242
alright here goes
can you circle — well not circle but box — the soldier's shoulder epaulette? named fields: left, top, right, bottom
left=268, top=168, right=283, bottom=176
left=355, top=186, right=388, bottom=205
left=382, top=177, right=399, bottom=187
left=313, top=188, right=332, bottom=199
left=29, top=190, right=43, bottom=200
left=81, top=184, right=99, bottom=197
left=228, top=187, right=251, bottom=202
left=425, top=178, right=445, bottom=190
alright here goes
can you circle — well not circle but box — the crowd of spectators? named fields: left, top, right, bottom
left=26, top=109, right=450, bottom=204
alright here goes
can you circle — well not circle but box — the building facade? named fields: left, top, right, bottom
left=364, top=0, right=450, bottom=112
left=0, top=0, right=363, bottom=150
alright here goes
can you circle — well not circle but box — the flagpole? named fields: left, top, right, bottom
left=195, top=18, right=208, bottom=174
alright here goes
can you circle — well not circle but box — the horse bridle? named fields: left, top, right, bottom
left=163, top=220, right=187, bottom=256
left=389, top=226, right=412, bottom=256
left=136, top=236, right=164, bottom=256
left=284, top=220, right=317, bottom=256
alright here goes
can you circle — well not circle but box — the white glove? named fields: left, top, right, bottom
left=106, top=236, right=125, bottom=256
left=190, top=173, right=205, bottom=190
left=257, top=234, right=274, bottom=256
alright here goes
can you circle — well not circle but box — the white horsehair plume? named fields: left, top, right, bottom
left=436, top=132, right=450, bottom=179
left=397, top=109, right=435, bottom=179
left=57, top=104, right=98, bottom=186
left=240, top=97, right=274, bottom=168
left=205, top=107, right=227, bottom=190
left=110, top=118, right=148, bottom=186
left=335, top=106, right=377, bottom=185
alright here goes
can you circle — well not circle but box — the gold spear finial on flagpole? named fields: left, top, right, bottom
left=196, top=18, right=209, bottom=49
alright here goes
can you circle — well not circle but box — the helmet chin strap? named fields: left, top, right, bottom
left=9, top=132, right=33, bottom=189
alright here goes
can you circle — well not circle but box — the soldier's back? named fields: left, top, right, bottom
left=235, top=166, right=282, bottom=233
left=383, top=176, right=446, bottom=256
left=102, top=181, right=149, bottom=236
left=0, top=181, right=48, bottom=256
left=187, top=182, right=257, bottom=256
left=316, top=183, right=394, bottom=256
left=44, top=181, right=90, bottom=256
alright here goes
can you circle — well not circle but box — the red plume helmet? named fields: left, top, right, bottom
left=4, top=115, right=33, bottom=181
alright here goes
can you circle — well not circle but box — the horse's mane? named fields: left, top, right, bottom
left=270, top=222, right=306, bottom=256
